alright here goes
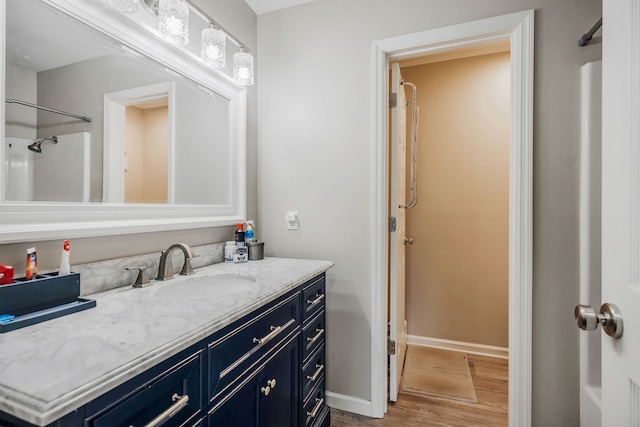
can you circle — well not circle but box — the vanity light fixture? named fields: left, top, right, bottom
left=158, top=0, right=189, bottom=46
left=97, top=0, right=139, bottom=13
left=140, top=0, right=255, bottom=85
left=233, top=48, right=254, bottom=86
left=201, top=25, right=226, bottom=69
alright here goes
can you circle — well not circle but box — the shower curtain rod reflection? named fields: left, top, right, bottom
left=578, top=17, right=602, bottom=47
left=5, top=99, right=92, bottom=123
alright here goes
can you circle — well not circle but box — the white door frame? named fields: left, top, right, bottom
left=370, top=10, right=534, bottom=425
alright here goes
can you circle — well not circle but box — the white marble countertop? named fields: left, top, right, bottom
left=0, top=257, right=333, bottom=426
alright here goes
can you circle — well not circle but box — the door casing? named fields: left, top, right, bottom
left=370, top=10, right=534, bottom=426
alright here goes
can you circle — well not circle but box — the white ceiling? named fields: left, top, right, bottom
left=244, top=0, right=318, bottom=15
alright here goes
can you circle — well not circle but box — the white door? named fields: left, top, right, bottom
left=389, top=62, right=408, bottom=402
left=601, top=0, right=640, bottom=424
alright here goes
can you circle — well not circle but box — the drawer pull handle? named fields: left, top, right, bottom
left=307, top=397, right=324, bottom=418
left=140, top=393, right=189, bottom=427
left=306, top=293, right=325, bottom=306
left=306, top=328, right=325, bottom=344
left=306, top=364, right=324, bottom=381
left=253, top=325, right=282, bottom=345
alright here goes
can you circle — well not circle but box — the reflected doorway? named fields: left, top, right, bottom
left=103, top=82, right=175, bottom=203
left=124, top=100, right=168, bottom=203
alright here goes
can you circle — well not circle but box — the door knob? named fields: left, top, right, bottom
left=574, top=303, right=623, bottom=338
left=404, top=237, right=414, bottom=245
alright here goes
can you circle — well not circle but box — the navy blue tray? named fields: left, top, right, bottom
left=0, top=272, right=96, bottom=333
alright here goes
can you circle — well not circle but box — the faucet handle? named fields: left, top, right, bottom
left=179, top=255, right=198, bottom=276
left=125, top=266, right=151, bottom=288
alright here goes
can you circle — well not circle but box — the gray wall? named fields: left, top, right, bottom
left=0, top=0, right=257, bottom=270
left=256, top=0, right=601, bottom=425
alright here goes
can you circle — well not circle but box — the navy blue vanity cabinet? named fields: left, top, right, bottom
left=207, top=333, right=300, bottom=426
left=0, top=272, right=330, bottom=427
left=87, top=348, right=204, bottom=427
left=208, top=292, right=301, bottom=402
left=300, top=275, right=330, bottom=427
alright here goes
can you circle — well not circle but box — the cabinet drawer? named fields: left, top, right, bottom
left=302, top=310, right=325, bottom=362
left=303, top=381, right=327, bottom=427
left=208, top=293, right=300, bottom=401
left=301, top=275, right=325, bottom=324
left=302, top=346, right=326, bottom=403
left=91, top=350, right=203, bottom=427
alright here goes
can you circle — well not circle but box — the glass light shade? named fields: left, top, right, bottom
left=158, top=0, right=189, bottom=46
left=98, top=0, right=139, bottom=13
left=201, top=27, right=226, bottom=69
left=233, top=50, right=254, bottom=86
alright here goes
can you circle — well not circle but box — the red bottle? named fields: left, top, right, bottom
left=235, top=223, right=245, bottom=247
left=0, top=265, right=14, bottom=285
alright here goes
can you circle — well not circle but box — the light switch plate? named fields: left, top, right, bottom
left=286, top=211, right=299, bottom=230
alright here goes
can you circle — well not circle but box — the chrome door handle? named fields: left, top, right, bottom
left=306, top=293, right=325, bottom=306
left=306, top=328, right=325, bottom=344
left=307, top=398, right=324, bottom=418
left=253, top=325, right=282, bottom=345
left=404, top=237, right=414, bottom=245
left=138, top=393, right=189, bottom=427
left=306, top=364, right=324, bottom=382
left=575, top=303, right=623, bottom=338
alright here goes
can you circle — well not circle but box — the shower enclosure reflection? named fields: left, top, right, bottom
left=6, top=133, right=90, bottom=202
left=28, top=137, right=59, bottom=154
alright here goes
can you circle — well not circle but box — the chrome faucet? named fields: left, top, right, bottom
left=157, top=243, right=196, bottom=281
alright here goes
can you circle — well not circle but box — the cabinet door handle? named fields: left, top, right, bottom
left=306, top=328, right=325, bottom=344
left=261, top=386, right=271, bottom=396
left=267, top=378, right=277, bottom=389
left=138, top=393, right=189, bottom=427
left=306, top=364, right=324, bottom=381
left=253, top=325, right=282, bottom=345
left=307, top=397, right=324, bottom=418
left=306, top=293, right=325, bottom=306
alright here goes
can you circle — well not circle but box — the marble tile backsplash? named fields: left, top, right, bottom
left=75, top=242, right=225, bottom=296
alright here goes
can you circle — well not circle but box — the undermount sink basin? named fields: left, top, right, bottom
left=153, top=274, right=257, bottom=301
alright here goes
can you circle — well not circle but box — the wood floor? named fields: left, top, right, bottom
left=330, top=352, right=508, bottom=427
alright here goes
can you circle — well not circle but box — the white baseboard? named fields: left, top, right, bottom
left=326, top=391, right=375, bottom=418
left=407, top=335, right=509, bottom=359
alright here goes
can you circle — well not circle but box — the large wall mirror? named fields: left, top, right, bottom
left=0, top=0, right=247, bottom=243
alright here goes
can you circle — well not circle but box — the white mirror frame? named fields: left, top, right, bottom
left=0, top=0, right=247, bottom=243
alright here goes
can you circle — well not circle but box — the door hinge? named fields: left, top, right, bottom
left=388, top=338, right=396, bottom=355
left=389, top=92, right=397, bottom=108
left=388, top=217, right=397, bottom=232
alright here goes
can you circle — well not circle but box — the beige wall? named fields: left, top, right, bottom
left=125, top=106, right=144, bottom=202
left=402, top=52, right=510, bottom=348
left=142, top=107, right=168, bottom=203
